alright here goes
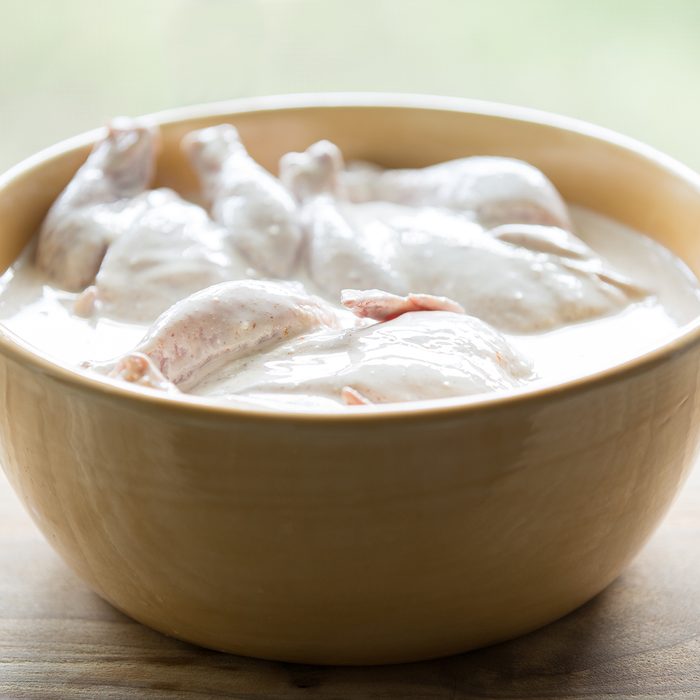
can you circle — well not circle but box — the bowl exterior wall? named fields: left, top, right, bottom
left=1, top=343, right=699, bottom=664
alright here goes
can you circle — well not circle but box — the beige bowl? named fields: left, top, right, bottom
left=1, top=95, right=700, bottom=665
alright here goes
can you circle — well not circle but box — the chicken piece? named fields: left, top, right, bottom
left=345, top=199, right=646, bottom=332
left=341, top=288, right=465, bottom=321
left=281, top=141, right=642, bottom=332
left=36, top=118, right=158, bottom=291
left=93, top=280, right=343, bottom=389
left=342, top=156, right=572, bottom=230
left=76, top=189, right=253, bottom=323
left=195, top=308, right=533, bottom=407
left=280, top=141, right=408, bottom=296
left=389, top=210, right=645, bottom=333
left=184, top=124, right=303, bottom=278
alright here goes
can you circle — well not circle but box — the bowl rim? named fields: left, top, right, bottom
left=2, top=91, right=700, bottom=423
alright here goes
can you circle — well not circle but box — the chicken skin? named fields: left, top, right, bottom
left=184, top=124, right=303, bottom=278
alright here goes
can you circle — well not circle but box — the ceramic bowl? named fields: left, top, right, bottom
left=1, top=95, right=700, bottom=665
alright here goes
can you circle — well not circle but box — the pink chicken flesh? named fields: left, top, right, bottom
left=341, top=288, right=465, bottom=321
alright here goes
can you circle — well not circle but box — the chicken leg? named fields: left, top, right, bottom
left=184, top=124, right=303, bottom=278
left=36, top=118, right=158, bottom=291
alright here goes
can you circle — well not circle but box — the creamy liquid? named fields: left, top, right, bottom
left=1, top=206, right=699, bottom=408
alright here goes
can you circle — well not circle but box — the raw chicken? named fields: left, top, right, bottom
left=184, top=124, right=303, bottom=277
left=30, top=121, right=656, bottom=410
left=280, top=140, right=408, bottom=295
left=76, top=189, right=253, bottom=322
left=389, top=212, right=647, bottom=332
left=341, top=288, right=465, bottom=321
left=342, top=156, right=572, bottom=230
left=94, top=280, right=344, bottom=389
left=36, top=119, right=158, bottom=291
left=194, top=298, right=532, bottom=407
left=94, top=281, right=531, bottom=407
left=281, top=141, right=645, bottom=333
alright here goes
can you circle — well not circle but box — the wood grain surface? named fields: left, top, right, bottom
left=1, top=465, right=698, bottom=700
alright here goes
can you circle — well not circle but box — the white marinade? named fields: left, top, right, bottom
left=1, top=205, right=698, bottom=408
left=1, top=118, right=699, bottom=409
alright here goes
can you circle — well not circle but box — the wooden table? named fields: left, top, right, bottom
left=1, top=465, right=698, bottom=700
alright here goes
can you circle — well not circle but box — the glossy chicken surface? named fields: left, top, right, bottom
left=99, top=281, right=531, bottom=406
left=97, top=280, right=344, bottom=389
left=193, top=305, right=532, bottom=407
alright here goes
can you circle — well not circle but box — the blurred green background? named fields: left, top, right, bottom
left=1, top=0, right=699, bottom=171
